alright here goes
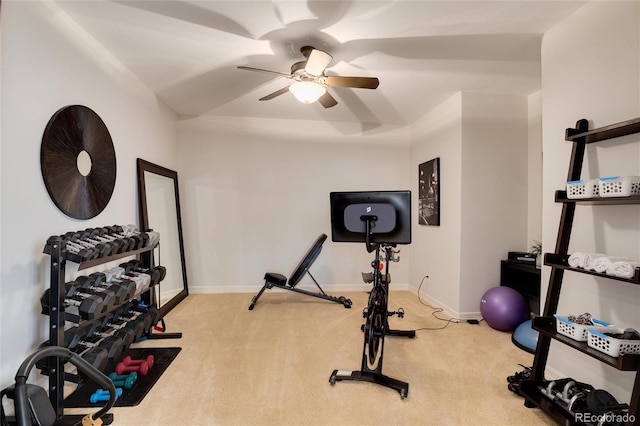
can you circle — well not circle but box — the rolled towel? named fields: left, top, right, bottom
left=606, top=261, right=640, bottom=279
left=568, top=252, right=586, bottom=268
left=582, top=253, right=606, bottom=270
left=592, top=256, right=631, bottom=273
left=568, top=252, right=605, bottom=269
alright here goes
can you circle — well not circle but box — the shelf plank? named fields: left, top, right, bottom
left=532, top=316, right=640, bottom=371
left=555, top=190, right=640, bottom=205
left=544, top=253, right=640, bottom=284
left=565, top=117, right=640, bottom=143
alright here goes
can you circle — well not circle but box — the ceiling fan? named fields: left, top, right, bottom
left=237, top=46, right=379, bottom=108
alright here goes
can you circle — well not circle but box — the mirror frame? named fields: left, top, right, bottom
left=136, top=158, right=189, bottom=319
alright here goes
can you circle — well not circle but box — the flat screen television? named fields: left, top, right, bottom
left=329, top=190, right=411, bottom=245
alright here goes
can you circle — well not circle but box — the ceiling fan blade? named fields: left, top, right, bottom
left=318, top=91, right=338, bottom=108
left=237, top=66, right=292, bottom=79
left=305, top=48, right=332, bottom=76
left=322, top=76, right=379, bottom=89
left=259, top=86, right=290, bottom=101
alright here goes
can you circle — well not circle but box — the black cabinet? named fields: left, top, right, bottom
left=500, top=260, right=541, bottom=315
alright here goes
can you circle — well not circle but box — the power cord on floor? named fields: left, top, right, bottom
left=411, top=275, right=474, bottom=331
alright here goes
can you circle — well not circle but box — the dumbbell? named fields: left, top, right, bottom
left=76, top=274, right=129, bottom=307
left=34, top=343, right=109, bottom=377
left=83, top=318, right=136, bottom=350
left=40, top=283, right=104, bottom=320
left=99, top=312, right=145, bottom=342
left=119, top=225, right=151, bottom=248
left=64, top=323, right=125, bottom=359
left=102, top=268, right=137, bottom=301
left=117, top=303, right=158, bottom=335
left=65, top=231, right=113, bottom=258
left=90, top=388, right=123, bottom=404
left=115, top=359, right=150, bottom=376
left=109, top=374, right=136, bottom=390
left=43, top=235, right=98, bottom=261
left=115, top=309, right=153, bottom=339
left=122, top=355, right=155, bottom=370
left=108, top=266, right=150, bottom=297
left=109, top=372, right=138, bottom=383
left=91, top=271, right=135, bottom=303
left=79, top=346, right=110, bottom=375
left=105, top=225, right=145, bottom=250
left=72, top=276, right=117, bottom=313
left=84, top=228, right=127, bottom=254
left=121, top=300, right=159, bottom=326
left=121, top=260, right=167, bottom=287
left=90, top=227, right=136, bottom=252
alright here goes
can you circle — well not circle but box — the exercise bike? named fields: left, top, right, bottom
left=329, top=215, right=415, bottom=399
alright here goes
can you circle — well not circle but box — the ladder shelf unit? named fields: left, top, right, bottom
left=521, top=117, right=640, bottom=426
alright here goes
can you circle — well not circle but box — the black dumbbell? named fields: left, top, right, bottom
left=64, top=323, right=124, bottom=360
left=83, top=228, right=126, bottom=254
left=79, top=230, right=120, bottom=257
left=105, top=225, right=144, bottom=250
left=84, top=319, right=136, bottom=350
left=106, top=266, right=149, bottom=297
left=44, top=235, right=98, bottom=261
left=101, top=311, right=146, bottom=342
left=101, top=269, right=137, bottom=301
left=120, top=301, right=159, bottom=328
left=78, top=273, right=130, bottom=306
left=73, top=276, right=117, bottom=313
left=64, top=232, right=110, bottom=259
left=36, top=344, right=109, bottom=376
left=110, top=225, right=150, bottom=249
left=91, top=272, right=135, bottom=303
left=40, top=283, right=104, bottom=320
left=120, top=260, right=165, bottom=287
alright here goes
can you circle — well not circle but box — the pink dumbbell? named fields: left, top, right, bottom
left=122, top=355, right=154, bottom=370
left=115, top=360, right=149, bottom=376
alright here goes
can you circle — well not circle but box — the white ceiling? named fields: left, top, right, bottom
left=56, top=0, right=588, bottom=129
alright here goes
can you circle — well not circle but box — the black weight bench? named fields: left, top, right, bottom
left=248, top=234, right=352, bottom=310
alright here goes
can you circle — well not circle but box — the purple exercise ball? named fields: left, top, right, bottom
left=480, top=286, right=529, bottom=331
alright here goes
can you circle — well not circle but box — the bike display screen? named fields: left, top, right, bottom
left=329, top=191, right=411, bottom=245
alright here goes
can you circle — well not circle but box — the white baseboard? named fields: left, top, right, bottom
left=188, top=282, right=409, bottom=295
left=406, top=286, right=482, bottom=322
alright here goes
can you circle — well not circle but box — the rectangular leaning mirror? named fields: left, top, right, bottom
left=137, top=158, right=189, bottom=320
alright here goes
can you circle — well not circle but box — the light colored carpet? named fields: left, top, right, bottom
left=70, top=291, right=555, bottom=425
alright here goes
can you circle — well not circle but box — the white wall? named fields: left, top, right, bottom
left=459, top=92, right=529, bottom=314
left=409, top=93, right=463, bottom=314
left=541, top=0, right=640, bottom=403
left=0, top=1, right=178, bottom=392
left=409, top=92, right=529, bottom=318
left=176, top=116, right=412, bottom=293
left=528, top=91, right=543, bottom=248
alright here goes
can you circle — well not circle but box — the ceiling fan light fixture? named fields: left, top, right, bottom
left=290, top=81, right=326, bottom=104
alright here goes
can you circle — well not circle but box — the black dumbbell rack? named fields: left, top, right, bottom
left=43, top=232, right=159, bottom=425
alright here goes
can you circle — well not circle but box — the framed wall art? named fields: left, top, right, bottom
left=418, top=158, right=440, bottom=226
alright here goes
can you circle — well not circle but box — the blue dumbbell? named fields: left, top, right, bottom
left=90, top=388, right=122, bottom=403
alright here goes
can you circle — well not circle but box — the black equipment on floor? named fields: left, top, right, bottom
left=2, top=346, right=116, bottom=426
left=64, top=347, right=181, bottom=408
left=248, top=234, right=352, bottom=310
left=328, top=191, right=415, bottom=399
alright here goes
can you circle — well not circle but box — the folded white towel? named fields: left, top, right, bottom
left=568, top=252, right=605, bottom=269
left=583, top=253, right=606, bottom=270
left=606, top=261, right=640, bottom=279
left=592, top=256, right=631, bottom=273
left=568, top=253, right=583, bottom=268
